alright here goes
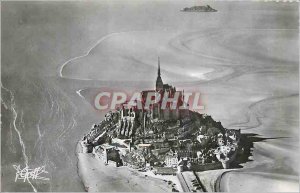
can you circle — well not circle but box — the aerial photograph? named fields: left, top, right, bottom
left=1, top=0, right=299, bottom=192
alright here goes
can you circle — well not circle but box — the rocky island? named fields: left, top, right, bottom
left=181, top=5, right=217, bottom=12
left=78, top=58, right=241, bottom=181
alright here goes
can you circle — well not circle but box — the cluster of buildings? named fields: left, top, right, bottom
left=80, top=58, right=241, bottom=175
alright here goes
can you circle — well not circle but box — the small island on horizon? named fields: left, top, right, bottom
left=181, top=5, right=217, bottom=12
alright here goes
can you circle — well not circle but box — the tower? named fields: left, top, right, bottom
left=156, top=57, right=164, bottom=91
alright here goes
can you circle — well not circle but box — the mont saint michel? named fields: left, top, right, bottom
left=77, top=59, right=241, bottom=191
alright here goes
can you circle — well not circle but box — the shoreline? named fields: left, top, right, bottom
left=75, top=142, right=87, bottom=192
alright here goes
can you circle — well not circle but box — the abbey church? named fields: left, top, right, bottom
left=118, top=58, right=189, bottom=127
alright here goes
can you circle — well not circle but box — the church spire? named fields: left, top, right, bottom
left=158, top=56, right=161, bottom=77
left=156, top=56, right=163, bottom=91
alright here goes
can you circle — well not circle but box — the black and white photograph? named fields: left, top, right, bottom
left=1, top=0, right=299, bottom=192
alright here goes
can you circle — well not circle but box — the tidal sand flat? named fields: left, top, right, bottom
left=77, top=153, right=178, bottom=192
